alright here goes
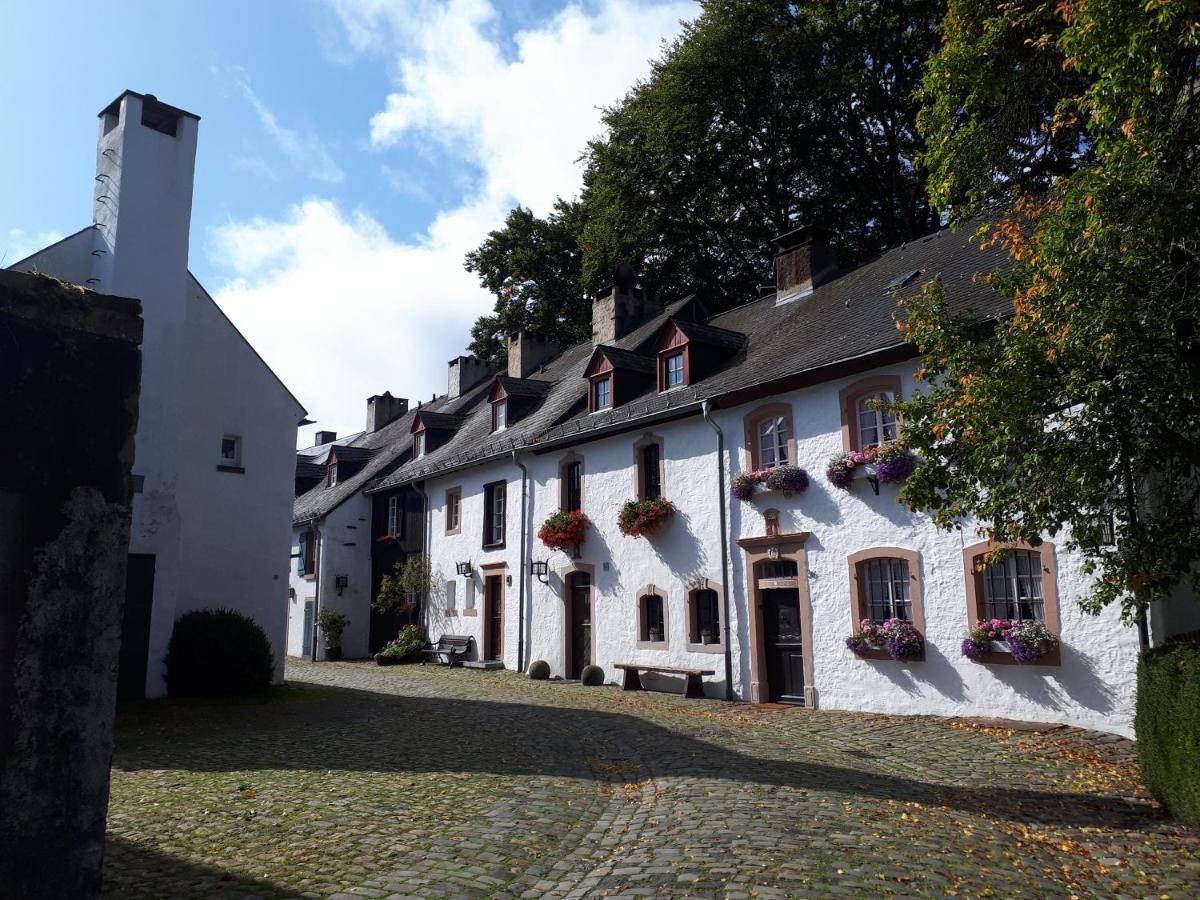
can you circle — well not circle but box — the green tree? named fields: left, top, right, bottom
left=466, top=0, right=945, bottom=363
left=899, top=0, right=1200, bottom=627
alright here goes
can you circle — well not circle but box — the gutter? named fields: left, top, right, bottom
left=308, top=519, right=322, bottom=662
left=412, top=480, right=430, bottom=633
left=702, top=400, right=736, bottom=701
left=512, top=450, right=529, bottom=672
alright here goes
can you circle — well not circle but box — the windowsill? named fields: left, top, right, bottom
left=444, top=609, right=458, bottom=617
left=445, top=528, right=461, bottom=536
left=216, top=464, right=245, bottom=474
left=482, top=542, right=506, bottom=551
left=685, top=640, right=724, bottom=655
left=302, top=573, right=316, bottom=582
left=462, top=608, right=478, bottom=617
left=635, top=639, right=668, bottom=650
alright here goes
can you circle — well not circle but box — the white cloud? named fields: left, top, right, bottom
left=2, top=228, right=64, bottom=266
left=210, top=0, right=692, bottom=443
left=232, top=75, right=345, bottom=183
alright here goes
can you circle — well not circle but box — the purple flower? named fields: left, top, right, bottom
left=961, top=637, right=988, bottom=661
left=873, top=450, right=917, bottom=484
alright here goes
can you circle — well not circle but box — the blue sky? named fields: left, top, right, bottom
left=0, top=0, right=693, bottom=442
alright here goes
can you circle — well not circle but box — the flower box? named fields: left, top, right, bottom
left=962, top=619, right=1057, bottom=664
left=827, top=446, right=917, bottom=493
left=618, top=498, right=675, bottom=538
left=538, top=510, right=589, bottom=552
left=731, top=465, right=810, bottom=502
left=845, top=618, right=923, bottom=661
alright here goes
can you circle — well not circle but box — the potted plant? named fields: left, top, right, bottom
left=316, top=608, right=350, bottom=661
left=731, top=465, right=811, bottom=501
left=649, top=624, right=664, bottom=643
left=538, top=509, right=590, bottom=552
left=700, top=627, right=717, bottom=645
left=618, top=498, right=675, bottom=538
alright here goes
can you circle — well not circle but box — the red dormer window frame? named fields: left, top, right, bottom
left=411, top=418, right=427, bottom=458
left=488, top=380, right=510, bottom=432
left=325, top=453, right=338, bottom=487
left=583, top=352, right=616, bottom=413
left=655, top=322, right=691, bottom=391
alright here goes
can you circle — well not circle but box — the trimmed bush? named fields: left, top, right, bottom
left=1136, top=640, right=1200, bottom=823
left=580, top=664, right=605, bottom=686
left=165, top=608, right=273, bottom=697
left=528, top=659, right=551, bottom=680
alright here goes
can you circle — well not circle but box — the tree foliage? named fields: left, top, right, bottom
left=466, top=0, right=944, bottom=365
left=899, top=0, right=1200, bottom=620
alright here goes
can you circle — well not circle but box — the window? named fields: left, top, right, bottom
left=638, top=591, right=667, bottom=646
left=982, top=550, right=1045, bottom=622
left=857, top=557, right=912, bottom=621
left=414, top=431, right=426, bottom=458
left=839, top=375, right=903, bottom=452
left=483, top=481, right=506, bottom=547
left=744, top=404, right=794, bottom=471
left=857, top=391, right=898, bottom=449
left=297, top=530, right=315, bottom=577
left=493, top=400, right=507, bottom=432
left=465, top=579, right=476, bottom=612
left=563, top=459, right=582, bottom=512
left=593, top=377, right=611, bottom=410
left=688, top=586, right=722, bottom=651
left=664, top=352, right=685, bottom=388
left=758, top=417, right=789, bottom=469
left=634, top=436, right=665, bottom=501
left=445, top=487, right=461, bottom=535
left=325, top=458, right=338, bottom=487
left=220, top=434, right=242, bottom=465
left=387, top=495, right=403, bottom=538
left=445, top=580, right=457, bottom=612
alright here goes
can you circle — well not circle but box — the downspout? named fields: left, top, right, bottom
left=413, top=481, right=430, bottom=633
left=702, top=400, right=735, bottom=701
left=512, top=450, right=529, bottom=673
left=309, top=518, right=322, bottom=662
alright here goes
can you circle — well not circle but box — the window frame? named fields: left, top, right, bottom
left=444, top=580, right=457, bottom=616
left=632, top=434, right=666, bottom=501
left=742, top=402, right=796, bottom=471
left=220, top=434, right=242, bottom=466
left=325, top=456, right=338, bottom=487
left=962, top=539, right=1061, bottom=665
left=685, top=579, right=725, bottom=654
left=298, top=529, right=316, bottom=579
left=492, top=398, right=507, bottom=432
left=387, top=494, right=404, bottom=538
left=839, top=374, right=903, bottom=452
left=482, top=480, right=507, bottom=549
left=591, top=375, right=612, bottom=411
left=847, top=547, right=924, bottom=662
left=635, top=584, right=669, bottom=649
left=559, top=454, right=584, bottom=513
left=444, top=486, right=461, bottom=535
left=660, top=349, right=687, bottom=391
left=413, top=428, right=426, bottom=459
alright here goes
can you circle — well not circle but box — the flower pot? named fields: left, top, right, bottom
left=324, top=646, right=342, bottom=662
left=649, top=629, right=663, bottom=643
left=701, top=631, right=716, bottom=645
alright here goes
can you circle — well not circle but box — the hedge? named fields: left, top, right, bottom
left=1135, top=639, right=1200, bottom=823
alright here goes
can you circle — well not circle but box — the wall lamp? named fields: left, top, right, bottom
left=529, top=560, right=549, bottom=584
left=455, top=561, right=472, bottom=577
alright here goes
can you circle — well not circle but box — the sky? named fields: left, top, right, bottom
left=0, top=0, right=694, bottom=444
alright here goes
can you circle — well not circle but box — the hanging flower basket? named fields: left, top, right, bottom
left=730, top=465, right=810, bottom=502
left=826, top=448, right=877, bottom=489
left=538, top=510, right=589, bottom=552
left=845, top=618, right=923, bottom=661
left=962, top=619, right=1057, bottom=663
left=618, top=498, right=675, bottom=538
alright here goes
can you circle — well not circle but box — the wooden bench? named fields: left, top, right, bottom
left=422, top=634, right=473, bottom=667
left=613, top=663, right=715, bottom=699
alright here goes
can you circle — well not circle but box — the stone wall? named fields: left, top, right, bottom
left=0, top=269, right=142, bottom=899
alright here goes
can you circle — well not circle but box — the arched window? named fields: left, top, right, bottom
left=743, top=403, right=795, bottom=471
left=962, top=540, right=1061, bottom=664
left=839, top=375, right=903, bottom=452
left=686, top=583, right=724, bottom=653
left=847, top=548, right=924, bottom=660
left=636, top=586, right=668, bottom=648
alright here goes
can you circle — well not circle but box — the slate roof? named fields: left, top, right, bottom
left=365, top=222, right=1008, bottom=495
left=591, top=345, right=657, bottom=374
left=669, top=318, right=747, bottom=350
left=494, top=375, right=554, bottom=399
left=413, top=410, right=467, bottom=430
left=295, top=460, right=325, bottom=480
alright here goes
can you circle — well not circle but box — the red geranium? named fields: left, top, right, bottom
left=538, top=510, right=589, bottom=552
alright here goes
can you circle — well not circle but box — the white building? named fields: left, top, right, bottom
left=11, top=91, right=306, bottom=697
left=358, top=224, right=1197, bottom=737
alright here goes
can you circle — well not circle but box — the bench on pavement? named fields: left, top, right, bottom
left=422, top=634, right=473, bottom=667
left=613, top=663, right=715, bottom=699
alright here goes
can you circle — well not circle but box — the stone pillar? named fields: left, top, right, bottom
left=0, top=269, right=143, bottom=899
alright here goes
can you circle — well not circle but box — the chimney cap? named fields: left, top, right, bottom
left=99, top=89, right=201, bottom=122
left=774, top=224, right=831, bottom=253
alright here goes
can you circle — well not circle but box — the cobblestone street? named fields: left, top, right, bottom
left=105, top=661, right=1199, bottom=898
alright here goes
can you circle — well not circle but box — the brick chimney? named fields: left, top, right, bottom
left=774, top=225, right=837, bottom=302
left=447, top=355, right=490, bottom=399
left=507, top=331, right=556, bottom=378
left=366, top=392, right=408, bottom=432
left=314, top=430, right=337, bottom=445
left=591, top=261, right=657, bottom=345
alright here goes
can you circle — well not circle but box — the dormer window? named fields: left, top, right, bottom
left=414, top=431, right=425, bottom=458
left=593, top=377, right=611, bottom=410
left=326, top=457, right=338, bottom=487
left=664, top=353, right=685, bottom=388
left=493, top=399, right=507, bottom=432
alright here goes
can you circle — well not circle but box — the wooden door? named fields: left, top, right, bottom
left=118, top=554, right=156, bottom=700
left=762, top=587, right=805, bottom=704
left=486, top=575, right=503, bottom=661
left=568, top=572, right=591, bottom=679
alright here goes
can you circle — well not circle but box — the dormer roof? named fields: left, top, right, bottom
left=583, top=345, right=656, bottom=379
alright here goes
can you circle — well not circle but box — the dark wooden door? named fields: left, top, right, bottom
left=568, top=573, right=591, bottom=679
left=486, top=575, right=503, bottom=661
left=302, top=600, right=314, bottom=657
left=118, top=554, right=156, bottom=700
left=762, top=587, right=805, bottom=704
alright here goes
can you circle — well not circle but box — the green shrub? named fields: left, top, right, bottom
left=316, top=608, right=350, bottom=647
left=580, top=664, right=605, bottom=686
left=1136, top=640, right=1200, bottom=823
left=375, top=624, right=426, bottom=665
left=165, top=608, right=273, bottom=697
left=528, top=660, right=551, bottom=680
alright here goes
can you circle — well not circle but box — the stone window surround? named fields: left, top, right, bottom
left=839, top=374, right=903, bottom=453
left=962, top=538, right=1062, bottom=666
left=635, top=583, right=669, bottom=649
left=479, top=560, right=506, bottom=660
left=559, top=561, right=596, bottom=679
left=742, top=402, right=796, bottom=471
left=632, top=433, right=666, bottom=500
left=444, top=485, right=461, bottom=535
left=559, top=452, right=584, bottom=513
left=444, top=579, right=457, bottom=617
left=847, top=546, right=925, bottom=662
left=685, top=578, right=725, bottom=654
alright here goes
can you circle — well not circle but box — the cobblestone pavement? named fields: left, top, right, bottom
left=104, top=660, right=1199, bottom=899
